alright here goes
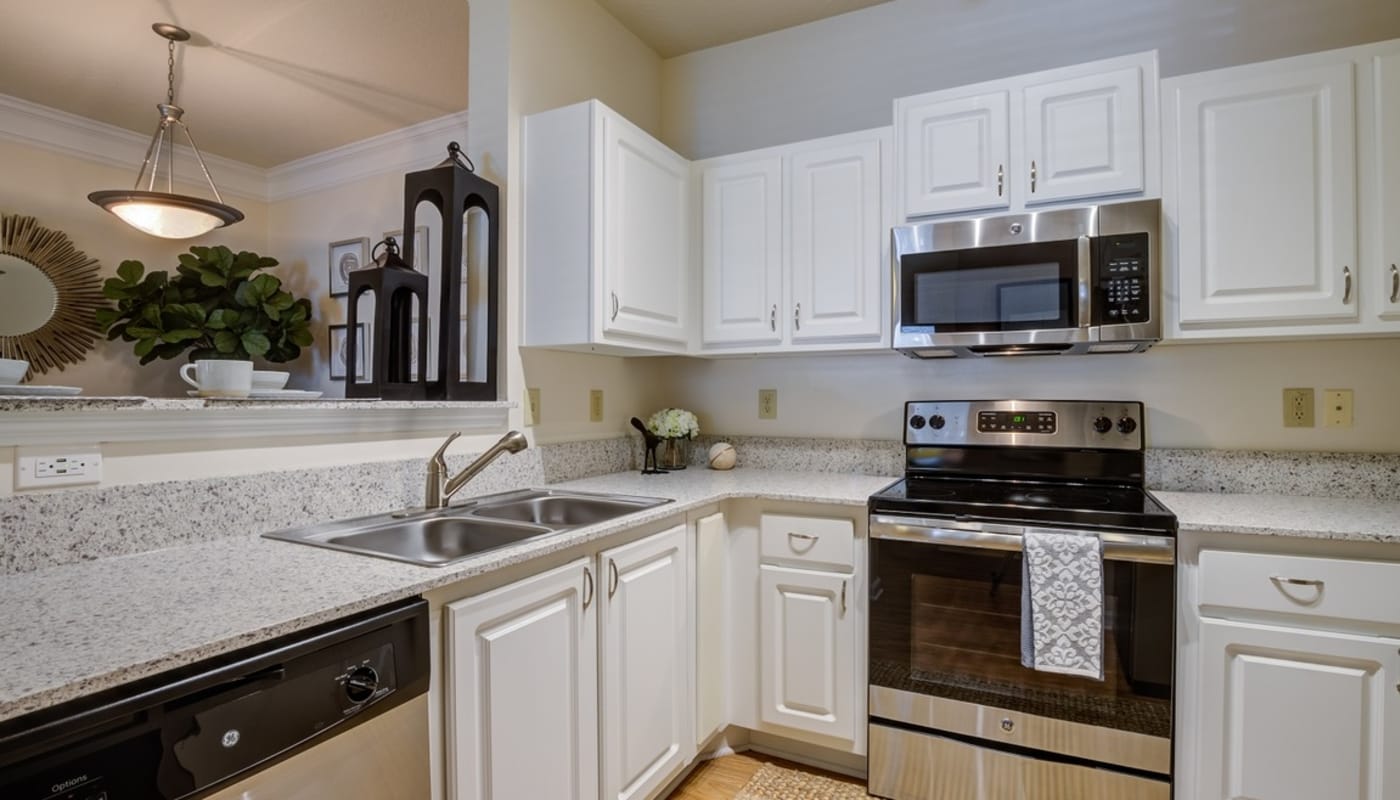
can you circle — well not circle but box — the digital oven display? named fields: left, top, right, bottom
left=977, top=411, right=1056, bottom=434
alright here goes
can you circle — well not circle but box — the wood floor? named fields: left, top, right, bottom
left=665, top=753, right=865, bottom=799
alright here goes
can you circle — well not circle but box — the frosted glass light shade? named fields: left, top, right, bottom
left=88, top=190, right=244, bottom=240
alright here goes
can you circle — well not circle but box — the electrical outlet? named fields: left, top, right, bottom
left=526, top=387, right=541, bottom=426
left=16, top=448, right=103, bottom=489
left=1283, top=388, right=1315, bottom=428
left=758, top=389, right=778, bottom=420
left=1323, top=389, right=1353, bottom=428
left=589, top=389, right=604, bottom=423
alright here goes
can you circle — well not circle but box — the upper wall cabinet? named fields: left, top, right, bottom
left=1162, top=38, right=1400, bottom=340
left=697, top=128, right=892, bottom=354
left=524, top=100, right=692, bottom=355
left=895, top=51, right=1158, bottom=220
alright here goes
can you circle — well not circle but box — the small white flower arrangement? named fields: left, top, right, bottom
left=647, top=407, right=700, bottom=440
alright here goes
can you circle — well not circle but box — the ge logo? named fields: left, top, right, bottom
left=1008, top=223, right=1024, bottom=235
left=221, top=729, right=241, bottom=748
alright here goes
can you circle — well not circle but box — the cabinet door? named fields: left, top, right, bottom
left=788, top=136, right=885, bottom=344
left=701, top=157, right=784, bottom=346
left=600, top=525, right=693, bottom=800
left=694, top=512, right=729, bottom=745
left=445, top=558, right=598, bottom=800
left=1375, top=50, right=1400, bottom=322
left=1023, top=65, right=1145, bottom=204
left=898, top=91, right=1011, bottom=217
left=1170, top=61, right=1358, bottom=327
left=1195, top=618, right=1400, bottom=800
left=599, top=111, right=691, bottom=344
left=758, top=564, right=856, bottom=743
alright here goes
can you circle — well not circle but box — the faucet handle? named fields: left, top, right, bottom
left=430, top=431, right=463, bottom=466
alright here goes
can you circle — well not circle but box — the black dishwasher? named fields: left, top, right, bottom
left=0, top=597, right=429, bottom=799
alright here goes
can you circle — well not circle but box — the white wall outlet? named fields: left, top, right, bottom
left=758, top=389, right=778, bottom=420
left=1323, top=389, right=1354, bottom=428
left=16, top=448, right=103, bottom=489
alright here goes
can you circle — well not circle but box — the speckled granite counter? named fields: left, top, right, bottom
left=1153, top=491, right=1400, bottom=542
left=0, top=469, right=893, bottom=725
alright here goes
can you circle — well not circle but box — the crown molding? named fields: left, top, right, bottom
left=264, top=110, right=470, bottom=201
left=0, top=92, right=269, bottom=201
left=0, top=93, right=472, bottom=205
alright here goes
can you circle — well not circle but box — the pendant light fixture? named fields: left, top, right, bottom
left=88, top=23, right=243, bottom=240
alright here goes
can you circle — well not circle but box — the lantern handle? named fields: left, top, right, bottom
left=446, top=141, right=476, bottom=173
left=371, top=236, right=400, bottom=264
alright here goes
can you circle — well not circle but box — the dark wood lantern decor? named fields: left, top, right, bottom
left=402, top=142, right=500, bottom=401
left=345, top=236, right=429, bottom=399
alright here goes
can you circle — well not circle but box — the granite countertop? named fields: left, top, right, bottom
left=3, top=470, right=1398, bottom=727
left=0, top=469, right=893, bottom=725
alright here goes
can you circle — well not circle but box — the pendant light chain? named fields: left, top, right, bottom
left=167, top=38, right=177, bottom=106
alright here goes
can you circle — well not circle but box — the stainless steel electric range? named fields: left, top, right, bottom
left=866, top=400, right=1177, bottom=800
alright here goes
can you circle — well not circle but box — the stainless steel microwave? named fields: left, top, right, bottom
left=892, top=199, right=1161, bottom=358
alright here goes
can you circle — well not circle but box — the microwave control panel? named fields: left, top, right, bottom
left=1096, top=233, right=1150, bottom=325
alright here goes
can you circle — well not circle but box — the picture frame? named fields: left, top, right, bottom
left=384, top=226, right=430, bottom=271
left=328, top=238, right=370, bottom=297
left=327, top=323, right=368, bottom=380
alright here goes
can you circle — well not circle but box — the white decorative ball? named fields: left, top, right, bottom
left=707, top=442, right=737, bottom=470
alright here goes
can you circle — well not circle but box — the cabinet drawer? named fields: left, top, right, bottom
left=760, top=513, right=854, bottom=570
left=1199, top=549, right=1400, bottom=627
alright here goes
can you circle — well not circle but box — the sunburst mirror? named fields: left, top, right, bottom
left=0, top=214, right=106, bottom=377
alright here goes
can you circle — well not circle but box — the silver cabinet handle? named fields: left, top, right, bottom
left=582, top=566, right=594, bottom=610
left=608, top=558, right=619, bottom=598
left=610, top=292, right=620, bottom=321
left=1390, top=264, right=1398, bottom=304
left=840, top=579, right=848, bottom=616
left=1342, top=266, right=1352, bottom=304
left=770, top=304, right=777, bottom=331
left=1270, top=575, right=1324, bottom=588
left=794, top=303, right=801, bottom=331
left=997, top=164, right=1004, bottom=197
left=788, top=532, right=818, bottom=542
left=1030, top=160, right=1037, bottom=193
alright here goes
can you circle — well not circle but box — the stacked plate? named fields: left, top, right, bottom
left=0, top=358, right=82, bottom=396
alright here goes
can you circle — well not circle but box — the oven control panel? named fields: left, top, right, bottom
left=906, top=400, right=1143, bottom=450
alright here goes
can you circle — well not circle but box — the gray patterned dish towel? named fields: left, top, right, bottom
left=1020, top=530, right=1105, bottom=680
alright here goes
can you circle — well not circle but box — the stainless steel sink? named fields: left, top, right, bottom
left=263, top=488, right=672, bottom=567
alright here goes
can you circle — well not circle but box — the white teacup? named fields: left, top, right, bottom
left=0, top=358, right=28, bottom=386
left=180, top=359, right=253, bottom=398
left=252, top=370, right=290, bottom=391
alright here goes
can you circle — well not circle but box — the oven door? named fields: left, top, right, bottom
left=867, top=516, right=1175, bottom=782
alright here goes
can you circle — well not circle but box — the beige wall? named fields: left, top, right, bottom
left=661, top=0, right=1400, bottom=158
left=0, top=138, right=270, bottom=397
left=656, top=339, right=1400, bottom=452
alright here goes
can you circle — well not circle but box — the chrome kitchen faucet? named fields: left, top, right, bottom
left=425, top=430, right=529, bottom=509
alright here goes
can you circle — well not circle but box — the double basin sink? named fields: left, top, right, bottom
left=263, top=489, right=672, bottom=567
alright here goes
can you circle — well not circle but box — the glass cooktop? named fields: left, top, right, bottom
left=869, top=476, right=1177, bottom=534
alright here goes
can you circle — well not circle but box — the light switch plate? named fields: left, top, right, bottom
left=589, top=389, right=604, bottom=423
left=758, top=389, right=778, bottom=420
left=1323, top=389, right=1353, bottom=428
left=16, top=447, right=103, bottom=489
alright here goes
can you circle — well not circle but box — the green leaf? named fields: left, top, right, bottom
left=241, top=330, right=271, bottom=357
left=197, top=265, right=227, bottom=287
left=94, top=308, right=120, bottom=328
left=116, top=260, right=144, bottom=285
left=206, top=308, right=238, bottom=330
left=133, top=337, right=157, bottom=357
left=160, top=328, right=202, bottom=343
left=261, top=303, right=281, bottom=321
left=233, top=280, right=258, bottom=307
left=288, top=327, right=314, bottom=347
left=214, top=330, right=240, bottom=354
left=124, top=325, right=161, bottom=339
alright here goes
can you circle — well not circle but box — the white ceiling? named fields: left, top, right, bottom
left=596, top=0, right=894, bottom=58
left=0, top=0, right=471, bottom=167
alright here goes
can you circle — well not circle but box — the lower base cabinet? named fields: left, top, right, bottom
left=758, top=563, right=857, bottom=744
left=1194, top=617, right=1400, bottom=800
left=444, top=558, right=599, bottom=800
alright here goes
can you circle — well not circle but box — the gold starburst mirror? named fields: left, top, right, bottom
left=0, top=214, right=106, bottom=377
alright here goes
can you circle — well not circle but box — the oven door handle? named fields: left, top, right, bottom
left=870, top=515, right=1175, bottom=565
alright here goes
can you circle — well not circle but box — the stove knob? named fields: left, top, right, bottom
left=344, top=666, right=379, bottom=704
left=1093, top=416, right=1113, bottom=434
left=909, top=415, right=926, bottom=430
left=1117, top=417, right=1138, bottom=435
left=929, top=415, right=946, bottom=430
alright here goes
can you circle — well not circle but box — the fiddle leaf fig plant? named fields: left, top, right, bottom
left=96, top=245, right=314, bottom=365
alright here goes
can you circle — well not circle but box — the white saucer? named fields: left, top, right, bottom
left=0, top=385, right=83, bottom=397
left=187, top=389, right=324, bottom=400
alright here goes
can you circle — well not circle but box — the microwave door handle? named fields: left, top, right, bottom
left=1077, top=234, right=1092, bottom=329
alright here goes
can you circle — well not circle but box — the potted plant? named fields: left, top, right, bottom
left=96, top=246, right=313, bottom=392
left=646, top=407, right=700, bottom=470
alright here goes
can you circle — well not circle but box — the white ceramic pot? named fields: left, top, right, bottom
left=252, top=370, right=290, bottom=391
left=0, top=358, right=29, bottom=385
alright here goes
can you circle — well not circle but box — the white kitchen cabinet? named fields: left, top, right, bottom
left=894, top=51, right=1157, bottom=220
left=1166, top=59, right=1358, bottom=329
left=897, top=90, right=1011, bottom=217
left=524, top=100, right=691, bottom=354
left=694, top=512, right=729, bottom=745
left=1194, top=618, right=1400, bottom=800
left=701, top=157, right=784, bottom=346
left=698, top=128, right=891, bottom=353
left=444, top=558, right=598, bottom=800
left=757, top=563, right=857, bottom=744
left=1370, top=49, right=1400, bottom=323
left=599, top=524, right=693, bottom=800
left=1022, top=65, right=1145, bottom=204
